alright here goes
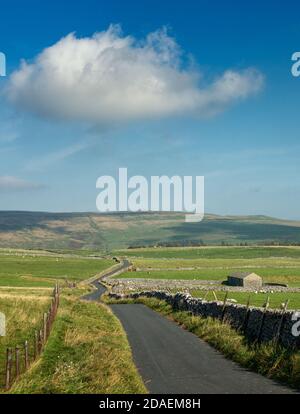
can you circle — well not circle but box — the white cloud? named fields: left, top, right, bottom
left=0, top=176, right=44, bottom=191
left=7, top=25, right=264, bottom=124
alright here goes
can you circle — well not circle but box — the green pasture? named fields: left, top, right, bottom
left=118, top=268, right=300, bottom=287
left=0, top=254, right=113, bottom=287
left=116, top=246, right=300, bottom=287
left=114, top=246, right=300, bottom=259
left=191, top=290, right=300, bottom=310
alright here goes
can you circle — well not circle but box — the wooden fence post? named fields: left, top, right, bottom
left=15, top=346, right=20, bottom=378
left=51, top=298, right=55, bottom=321
left=47, top=310, right=51, bottom=336
left=5, top=348, right=12, bottom=390
left=55, top=294, right=58, bottom=315
left=221, top=292, right=228, bottom=321
left=34, top=330, right=38, bottom=359
left=43, top=313, right=48, bottom=343
left=275, top=299, right=289, bottom=347
left=257, top=295, right=270, bottom=342
left=39, top=329, right=43, bottom=352
left=24, top=340, right=29, bottom=370
left=242, top=294, right=251, bottom=332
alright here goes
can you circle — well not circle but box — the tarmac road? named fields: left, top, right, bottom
left=82, top=259, right=296, bottom=394
left=111, top=303, right=296, bottom=394
left=82, top=259, right=130, bottom=301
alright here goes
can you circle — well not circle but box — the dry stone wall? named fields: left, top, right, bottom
left=109, top=291, right=300, bottom=349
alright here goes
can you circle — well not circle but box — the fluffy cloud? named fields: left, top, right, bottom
left=0, top=176, right=44, bottom=191
left=7, top=25, right=264, bottom=124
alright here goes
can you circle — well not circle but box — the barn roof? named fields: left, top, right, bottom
left=229, top=272, right=261, bottom=279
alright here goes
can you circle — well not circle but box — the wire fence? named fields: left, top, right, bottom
left=200, top=290, right=293, bottom=347
left=3, top=284, right=60, bottom=391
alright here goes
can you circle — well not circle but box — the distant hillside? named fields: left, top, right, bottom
left=0, top=211, right=300, bottom=251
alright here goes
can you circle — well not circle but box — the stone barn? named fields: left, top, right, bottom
left=227, top=272, right=262, bottom=289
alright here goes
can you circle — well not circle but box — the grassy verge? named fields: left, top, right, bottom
left=106, top=295, right=300, bottom=390
left=0, top=288, right=52, bottom=388
left=7, top=291, right=146, bottom=394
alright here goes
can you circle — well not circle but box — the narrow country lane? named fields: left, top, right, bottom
left=83, top=262, right=296, bottom=394
left=111, top=303, right=296, bottom=394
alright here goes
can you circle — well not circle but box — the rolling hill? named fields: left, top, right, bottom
left=0, top=211, right=300, bottom=251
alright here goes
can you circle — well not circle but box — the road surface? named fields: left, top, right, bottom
left=82, top=260, right=296, bottom=394
left=111, top=304, right=296, bottom=394
left=82, top=259, right=130, bottom=301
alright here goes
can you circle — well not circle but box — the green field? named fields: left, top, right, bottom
left=115, top=246, right=300, bottom=259
left=0, top=254, right=113, bottom=287
left=0, top=250, right=145, bottom=393
left=116, top=246, right=300, bottom=309
left=119, top=268, right=300, bottom=286
left=190, top=290, right=300, bottom=310
left=1, top=245, right=299, bottom=392
left=131, top=257, right=300, bottom=269
left=115, top=246, right=300, bottom=287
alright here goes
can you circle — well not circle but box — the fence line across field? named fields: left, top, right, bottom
left=4, top=283, right=60, bottom=391
left=168, top=289, right=290, bottom=347
left=209, top=290, right=290, bottom=312
left=211, top=290, right=291, bottom=345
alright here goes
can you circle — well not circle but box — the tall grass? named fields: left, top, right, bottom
left=8, top=292, right=146, bottom=394
left=0, top=289, right=51, bottom=388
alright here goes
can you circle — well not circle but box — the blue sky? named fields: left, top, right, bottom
left=0, top=0, right=300, bottom=219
